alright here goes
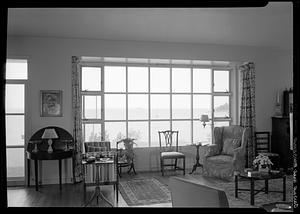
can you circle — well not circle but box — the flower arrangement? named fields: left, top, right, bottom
left=118, top=138, right=137, bottom=162
left=253, top=154, right=273, bottom=170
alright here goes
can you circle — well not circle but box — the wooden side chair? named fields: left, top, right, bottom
left=116, top=138, right=137, bottom=177
left=158, top=130, right=185, bottom=176
left=254, top=131, right=280, bottom=169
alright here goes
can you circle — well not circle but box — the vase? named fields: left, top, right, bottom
left=259, top=165, right=269, bottom=173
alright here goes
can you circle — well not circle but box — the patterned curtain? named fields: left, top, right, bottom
left=239, top=62, right=256, bottom=168
left=71, top=56, right=83, bottom=182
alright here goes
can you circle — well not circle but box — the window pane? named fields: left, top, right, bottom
left=150, top=95, right=170, bottom=119
left=193, top=68, right=211, bottom=93
left=214, top=121, right=230, bottom=127
left=150, top=121, right=170, bottom=147
left=105, top=122, right=126, bottom=148
left=214, top=96, right=230, bottom=118
left=172, top=95, right=191, bottom=119
left=214, top=70, right=229, bottom=92
left=6, top=148, right=24, bottom=177
left=193, top=121, right=212, bottom=144
left=105, top=94, right=126, bottom=120
left=128, top=95, right=148, bottom=120
left=172, top=121, right=191, bottom=146
left=128, top=122, right=149, bottom=147
left=6, top=59, right=28, bottom=80
left=104, top=66, right=126, bottom=92
left=81, top=67, right=101, bottom=91
left=128, top=67, right=148, bottom=92
left=6, top=115, right=24, bottom=146
left=193, top=95, right=211, bottom=119
left=5, top=84, right=24, bottom=113
left=84, top=124, right=101, bottom=143
left=150, top=67, right=170, bottom=92
left=83, top=96, right=101, bottom=119
left=172, top=68, right=191, bottom=92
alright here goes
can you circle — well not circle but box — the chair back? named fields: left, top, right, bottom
left=158, top=130, right=179, bottom=152
left=213, top=125, right=249, bottom=155
left=84, top=141, right=111, bottom=153
left=254, top=132, right=270, bottom=155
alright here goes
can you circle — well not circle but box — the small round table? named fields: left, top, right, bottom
left=189, top=142, right=203, bottom=174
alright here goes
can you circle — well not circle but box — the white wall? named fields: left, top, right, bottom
left=7, top=36, right=293, bottom=184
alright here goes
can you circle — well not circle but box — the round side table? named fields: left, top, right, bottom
left=189, top=142, right=203, bottom=174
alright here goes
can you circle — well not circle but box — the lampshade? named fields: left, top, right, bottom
left=200, top=114, right=209, bottom=122
left=42, top=128, right=58, bottom=139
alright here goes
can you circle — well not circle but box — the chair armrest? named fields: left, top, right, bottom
left=204, top=144, right=220, bottom=157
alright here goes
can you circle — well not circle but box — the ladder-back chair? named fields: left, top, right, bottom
left=254, top=132, right=280, bottom=169
left=158, top=130, right=185, bottom=176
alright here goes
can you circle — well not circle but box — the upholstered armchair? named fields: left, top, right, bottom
left=203, top=125, right=250, bottom=180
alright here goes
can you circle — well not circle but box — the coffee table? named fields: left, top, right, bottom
left=235, top=170, right=286, bottom=205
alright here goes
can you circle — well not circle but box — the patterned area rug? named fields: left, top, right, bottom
left=119, top=178, right=171, bottom=206
left=212, top=175, right=294, bottom=208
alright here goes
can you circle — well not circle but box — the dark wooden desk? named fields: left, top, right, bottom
left=26, top=126, right=75, bottom=191
left=27, top=150, right=74, bottom=191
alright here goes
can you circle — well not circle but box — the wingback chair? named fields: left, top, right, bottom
left=203, top=125, right=250, bottom=180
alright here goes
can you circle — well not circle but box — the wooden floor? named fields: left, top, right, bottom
left=9, top=168, right=289, bottom=208
left=7, top=169, right=192, bottom=207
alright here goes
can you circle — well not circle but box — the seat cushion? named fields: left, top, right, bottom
left=221, top=138, right=241, bottom=156
left=206, top=155, right=233, bottom=164
left=161, top=151, right=185, bottom=158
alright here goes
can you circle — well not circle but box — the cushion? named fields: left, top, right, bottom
left=222, top=138, right=241, bottom=156
left=161, top=151, right=185, bottom=158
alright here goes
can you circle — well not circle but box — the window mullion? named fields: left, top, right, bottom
left=211, top=69, right=215, bottom=143
left=126, top=63, right=128, bottom=138
left=101, top=65, right=105, bottom=141
left=148, top=63, right=151, bottom=147
left=170, top=65, right=172, bottom=131
left=191, top=68, right=194, bottom=144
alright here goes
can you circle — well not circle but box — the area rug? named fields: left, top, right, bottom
left=212, top=175, right=294, bottom=208
left=119, top=178, right=171, bottom=206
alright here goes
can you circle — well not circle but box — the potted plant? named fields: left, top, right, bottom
left=253, top=154, right=273, bottom=172
left=118, top=138, right=137, bottom=162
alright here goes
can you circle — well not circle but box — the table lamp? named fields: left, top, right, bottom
left=200, top=114, right=209, bottom=128
left=42, top=128, right=58, bottom=153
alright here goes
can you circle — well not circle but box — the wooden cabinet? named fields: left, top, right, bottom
left=271, top=117, right=293, bottom=173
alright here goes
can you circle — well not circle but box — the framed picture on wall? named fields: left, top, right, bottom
left=40, top=90, right=63, bottom=117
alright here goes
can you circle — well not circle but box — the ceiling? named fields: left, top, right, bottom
left=7, top=2, right=293, bottom=51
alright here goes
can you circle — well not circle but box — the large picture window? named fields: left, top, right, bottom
left=80, top=57, right=233, bottom=148
left=5, top=59, right=28, bottom=185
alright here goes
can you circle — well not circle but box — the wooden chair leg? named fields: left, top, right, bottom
left=183, top=157, right=185, bottom=175
left=132, top=163, right=137, bottom=175
left=117, top=166, right=122, bottom=178
left=161, top=158, right=164, bottom=176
